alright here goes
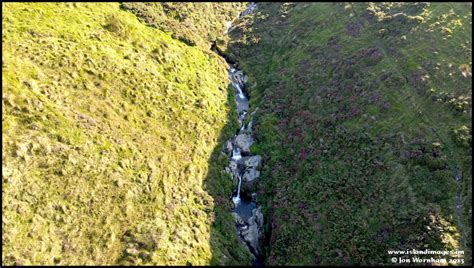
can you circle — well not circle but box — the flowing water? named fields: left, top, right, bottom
left=219, top=3, right=265, bottom=265
left=226, top=64, right=264, bottom=263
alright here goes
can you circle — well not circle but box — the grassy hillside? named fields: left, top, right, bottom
left=2, top=2, right=251, bottom=265
left=229, top=2, right=471, bottom=265
left=120, top=2, right=244, bottom=49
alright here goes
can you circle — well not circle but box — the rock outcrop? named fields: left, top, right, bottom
left=240, top=207, right=264, bottom=256
left=235, top=133, right=254, bottom=153
left=243, top=167, right=260, bottom=182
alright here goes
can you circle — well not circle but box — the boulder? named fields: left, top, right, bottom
left=241, top=206, right=263, bottom=256
left=251, top=193, right=258, bottom=203
left=252, top=207, right=264, bottom=228
left=228, top=160, right=239, bottom=179
left=241, top=224, right=259, bottom=255
left=235, top=134, right=254, bottom=153
left=243, top=155, right=262, bottom=168
left=229, top=160, right=238, bottom=171
left=237, top=98, right=249, bottom=114
left=241, top=177, right=258, bottom=193
left=243, top=167, right=260, bottom=182
left=224, top=140, right=233, bottom=155
left=232, top=212, right=245, bottom=226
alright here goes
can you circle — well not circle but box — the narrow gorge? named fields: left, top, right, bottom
left=2, top=2, right=472, bottom=266
left=217, top=3, right=265, bottom=265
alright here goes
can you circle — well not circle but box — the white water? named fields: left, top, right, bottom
left=224, top=21, right=233, bottom=34
left=232, top=147, right=242, bottom=161
left=229, top=68, right=247, bottom=205
left=233, top=174, right=242, bottom=205
left=230, top=67, right=246, bottom=99
left=239, top=2, right=258, bottom=19
left=228, top=67, right=249, bottom=206
left=227, top=4, right=256, bottom=209
left=237, top=88, right=246, bottom=100
left=223, top=3, right=264, bottom=263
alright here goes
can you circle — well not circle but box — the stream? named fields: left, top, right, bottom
left=218, top=3, right=265, bottom=266
left=226, top=66, right=264, bottom=264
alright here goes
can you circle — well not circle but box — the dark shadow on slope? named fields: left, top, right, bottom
left=116, top=3, right=255, bottom=265
left=207, top=35, right=268, bottom=265
left=220, top=2, right=472, bottom=266
left=202, top=80, right=255, bottom=265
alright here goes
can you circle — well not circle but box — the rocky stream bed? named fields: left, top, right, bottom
left=219, top=3, right=265, bottom=265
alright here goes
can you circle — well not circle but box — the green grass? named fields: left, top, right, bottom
left=229, top=2, right=471, bottom=265
left=3, top=2, right=471, bottom=266
left=2, top=2, right=251, bottom=265
left=120, top=2, right=245, bottom=50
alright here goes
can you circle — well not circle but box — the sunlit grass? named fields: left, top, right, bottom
left=2, top=2, right=250, bottom=265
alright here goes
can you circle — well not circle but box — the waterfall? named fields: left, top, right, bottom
left=219, top=3, right=264, bottom=264
left=232, top=147, right=242, bottom=161
left=233, top=175, right=242, bottom=205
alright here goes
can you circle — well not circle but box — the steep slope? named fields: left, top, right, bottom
left=2, top=2, right=251, bottom=265
left=228, top=2, right=471, bottom=265
left=120, top=2, right=243, bottom=49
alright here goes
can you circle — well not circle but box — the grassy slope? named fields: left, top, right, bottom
left=120, top=2, right=244, bottom=49
left=229, top=2, right=471, bottom=265
left=2, top=2, right=251, bottom=265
